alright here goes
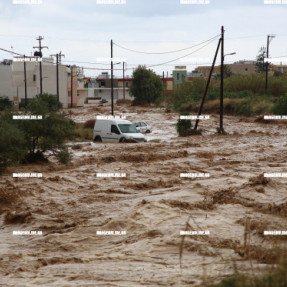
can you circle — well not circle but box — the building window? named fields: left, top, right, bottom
left=33, top=75, right=36, bottom=81
left=177, top=73, right=179, bottom=80
left=245, top=68, right=248, bottom=71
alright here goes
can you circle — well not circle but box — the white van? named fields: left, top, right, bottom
left=93, top=119, right=147, bottom=143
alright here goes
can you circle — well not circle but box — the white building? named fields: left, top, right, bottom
left=0, top=57, right=69, bottom=108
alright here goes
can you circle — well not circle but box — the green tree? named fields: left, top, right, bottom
left=255, top=47, right=267, bottom=73
left=0, top=94, right=75, bottom=172
left=130, top=66, right=164, bottom=104
left=0, top=112, right=27, bottom=173
left=17, top=94, right=75, bottom=162
left=214, top=65, right=233, bottom=80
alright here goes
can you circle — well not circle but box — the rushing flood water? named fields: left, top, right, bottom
left=1, top=104, right=287, bottom=286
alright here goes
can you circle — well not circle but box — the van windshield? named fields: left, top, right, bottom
left=118, top=124, right=137, bottom=133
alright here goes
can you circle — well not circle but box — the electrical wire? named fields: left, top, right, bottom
left=114, top=34, right=220, bottom=55
left=0, top=47, right=23, bottom=56
left=144, top=36, right=220, bottom=69
left=61, top=60, right=111, bottom=65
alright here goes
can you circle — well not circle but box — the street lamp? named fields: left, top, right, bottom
left=224, top=52, right=236, bottom=60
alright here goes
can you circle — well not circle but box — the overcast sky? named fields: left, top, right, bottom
left=0, top=0, right=286, bottom=77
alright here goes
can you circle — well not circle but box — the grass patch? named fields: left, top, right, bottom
left=209, top=260, right=287, bottom=287
left=74, top=123, right=94, bottom=141
left=83, top=119, right=96, bottom=129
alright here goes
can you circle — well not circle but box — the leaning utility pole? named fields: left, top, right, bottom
left=33, top=36, right=48, bottom=95
left=219, top=26, right=225, bottom=133
left=194, top=37, right=221, bottom=130
left=111, top=40, right=114, bottom=115
left=265, top=34, right=275, bottom=92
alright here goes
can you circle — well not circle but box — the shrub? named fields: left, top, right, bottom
left=273, top=94, right=287, bottom=115
left=179, top=102, right=194, bottom=113
left=56, top=147, right=73, bottom=164
left=0, top=94, right=76, bottom=170
left=0, top=119, right=27, bottom=174
left=176, top=114, right=192, bottom=136
left=0, top=97, right=12, bottom=111
left=83, top=119, right=96, bottom=129
left=116, top=99, right=132, bottom=105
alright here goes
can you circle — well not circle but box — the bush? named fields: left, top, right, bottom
left=56, top=147, right=73, bottom=164
left=83, top=119, right=96, bottom=129
left=176, top=114, right=192, bottom=136
left=0, top=97, right=12, bottom=111
left=116, top=99, right=132, bottom=105
left=24, top=93, right=62, bottom=113
left=273, top=94, right=287, bottom=115
left=179, top=102, right=194, bottom=113
left=0, top=94, right=76, bottom=172
left=75, top=123, right=94, bottom=140
left=0, top=119, right=27, bottom=174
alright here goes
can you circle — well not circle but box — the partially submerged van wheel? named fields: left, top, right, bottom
left=94, top=136, right=102, bottom=142
left=120, top=137, right=137, bottom=143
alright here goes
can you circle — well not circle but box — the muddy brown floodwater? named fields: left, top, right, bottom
left=1, top=104, right=287, bottom=286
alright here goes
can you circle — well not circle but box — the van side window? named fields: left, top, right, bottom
left=111, top=125, right=120, bottom=134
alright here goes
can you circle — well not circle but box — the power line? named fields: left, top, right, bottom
left=114, top=34, right=220, bottom=55
left=0, top=47, right=23, bottom=56
left=144, top=36, right=219, bottom=69
left=61, top=60, right=111, bottom=65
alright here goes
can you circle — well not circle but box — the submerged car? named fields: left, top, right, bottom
left=93, top=119, right=147, bottom=143
left=133, top=122, right=152, bottom=133
left=99, top=98, right=108, bottom=103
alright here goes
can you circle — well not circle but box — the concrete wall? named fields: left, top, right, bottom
left=0, top=61, right=69, bottom=108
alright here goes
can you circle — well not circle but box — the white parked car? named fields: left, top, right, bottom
left=93, top=119, right=147, bottom=143
left=133, top=122, right=152, bottom=133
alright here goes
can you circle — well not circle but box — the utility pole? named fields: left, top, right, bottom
left=111, top=40, right=114, bottom=115
left=71, top=66, right=74, bottom=108
left=56, top=54, right=59, bottom=102
left=58, top=51, right=65, bottom=64
left=163, top=71, right=165, bottom=97
left=123, top=61, right=125, bottom=100
left=265, top=34, right=275, bottom=92
left=219, top=26, right=224, bottom=134
left=51, top=52, right=65, bottom=103
left=24, top=55, right=27, bottom=106
left=194, top=37, right=221, bottom=130
left=33, top=36, right=48, bottom=95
